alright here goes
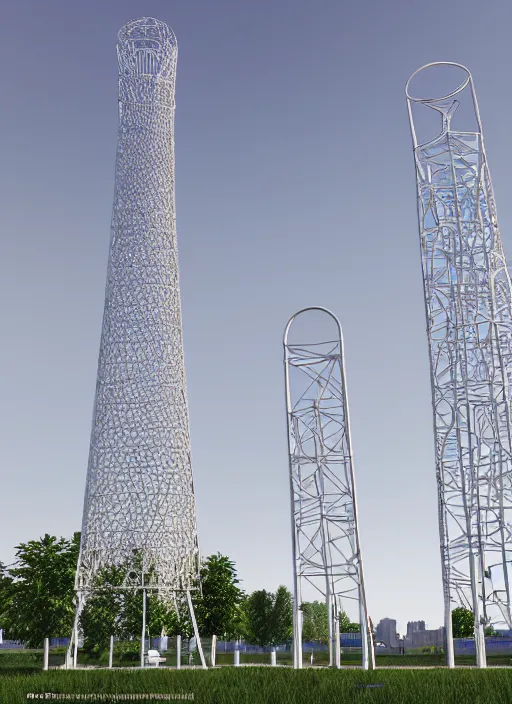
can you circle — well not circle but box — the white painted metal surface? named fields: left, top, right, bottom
left=407, top=62, right=512, bottom=668
left=284, top=307, right=374, bottom=670
left=67, top=17, right=204, bottom=666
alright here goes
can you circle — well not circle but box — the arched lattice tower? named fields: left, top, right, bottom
left=284, top=307, right=374, bottom=670
left=407, top=62, right=512, bottom=668
left=68, top=18, right=203, bottom=666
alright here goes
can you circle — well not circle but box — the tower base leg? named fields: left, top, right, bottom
left=186, top=589, right=207, bottom=669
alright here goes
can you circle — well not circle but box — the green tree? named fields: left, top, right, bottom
left=4, top=533, right=79, bottom=647
left=245, top=590, right=273, bottom=646
left=193, top=553, right=244, bottom=638
left=336, top=609, right=361, bottom=633
left=301, top=601, right=328, bottom=643
left=245, top=586, right=292, bottom=647
left=343, top=620, right=361, bottom=633
left=119, top=588, right=183, bottom=641
left=301, top=602, right=360, bottom=641
left=232, top=595, right=250, bottom=639
left=79, top=564, right=125, bottom=655
left=272, top=586, right=293, bottom=645
left=146, top=594, right=182, bottom=637
left=112, top=553, right=244, bottom=643
left=0, top=562, right=14, bottom=635
left=452, top=607, right=474, bottom=638
left=80, top=561, right=185, bottom=656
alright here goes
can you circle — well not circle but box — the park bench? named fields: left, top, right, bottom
left=146, top=649, right=167, bottom=667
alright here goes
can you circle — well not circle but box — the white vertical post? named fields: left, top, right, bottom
left=445, top=597, right=455, bottom=668
left=334, top=608, right=341, bottom=669
left=186, top=589, right=207, bottom=669
left=176, top=635, right=181, bottom=669
left=270, top=647, right=276, bottom=666
left=327, top=593, right=334, bottom=667
left=368, top=617, right=376, bottom=670
left=43, top=638, right=49, bottom=671
left=285, top=346, right=302, bottom=671
left=234, top=646, right=240, bottom=666
left=473, top=553, right=487, bottom=668
left=140, top=588, right=146, bottom=668
left=211, top=634, right=217, bottom=667
left=73, top=626, right=78, bottom=669
left=109, top=635, right=114, bottom=669
left=294, top=602, right=303, bottom=669
left=65, top=630, right=73, bottom=670
left=66, top=596, right=82, bottom=669
left=360, top=593, right=369, bottom=671
left=479, top=626, right=487, bottom=668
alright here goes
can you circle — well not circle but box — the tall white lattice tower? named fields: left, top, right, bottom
left=76, top=17, right=199, bottom=601
left=407, top=62, right=512, bottom=668
left=284, top=307, right=374, bottom=670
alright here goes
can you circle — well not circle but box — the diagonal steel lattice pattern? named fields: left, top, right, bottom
left=407, top=63, right=512, bottom=666
left=284, top=308, right=374, bottom=670
left=76, top=17, right=199, bottom=595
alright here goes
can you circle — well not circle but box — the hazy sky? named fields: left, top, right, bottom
left=3, top=0, right=512, bottom=635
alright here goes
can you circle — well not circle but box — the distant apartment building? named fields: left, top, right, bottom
left=405, top=622, right=445, bottom=649
left=406, top=621, right=425, bottom=637
left=375, top=618, right=398, bottom=648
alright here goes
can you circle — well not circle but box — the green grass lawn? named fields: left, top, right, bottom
left=2, top=650, right=512, bottom=703
left=3, top=666, right=512, bottom=703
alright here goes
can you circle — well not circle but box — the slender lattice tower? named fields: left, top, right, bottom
left=69, top=17, right=203, bottom=665
left=284, top=307, right=374, bottom=670
left=407, top=62, right=512, bottom=668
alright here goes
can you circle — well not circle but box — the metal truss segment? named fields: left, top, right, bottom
left=407, top=62, right=512, bottom=669
left=284, top=307, right=374, bottom=670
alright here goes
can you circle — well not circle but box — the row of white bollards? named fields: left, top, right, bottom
left=45, top=635, right=278, bottom=671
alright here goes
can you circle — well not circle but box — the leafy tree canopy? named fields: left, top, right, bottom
left=80, top=552, right=245, bottom=654
left=343, top=619, right=361, bottom=633
left=80, top=560, right=184, bottom=656
left=0, top=561, right=14, bottom=629
left=192, top=553, right=244, bottom=638
left=245, top=586, right=292, bottom=647
left=3, top=533, right=80, bottom=647
left=301, top=601, right=328, bottom=643
left=301, top=601, right=360, bottom=642
left=452, top=607, right=474, bottom=638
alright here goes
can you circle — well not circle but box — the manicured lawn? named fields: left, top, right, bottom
left=2, top=651, right=512, bottom=704
left=3, top=666, right=512, bottom=703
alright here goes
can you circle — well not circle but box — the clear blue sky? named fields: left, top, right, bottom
left=2, top=0, right=512, bottom=635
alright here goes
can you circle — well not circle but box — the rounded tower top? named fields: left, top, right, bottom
left=117, top=17, right=177, bottom=79
left=405, top=62, right=471, bottom=103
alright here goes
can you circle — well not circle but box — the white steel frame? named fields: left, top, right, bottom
left=67, top=17, right=205, bottom=668
left=407, top=62, right=512, bottom=668
left=284, top=307, right=374, bottom=670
